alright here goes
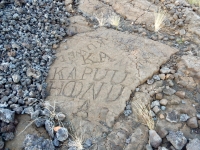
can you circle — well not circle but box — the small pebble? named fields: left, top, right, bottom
left=160, top=99, right=168, bottom=106
left=153, top=106, right=161, bottom=114
left=56, top=127, right=68, bottom=142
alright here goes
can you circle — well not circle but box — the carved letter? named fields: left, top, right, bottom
left=81, top=67, right=93, bottom=80
left=99, top=52, right=113, bottom=62
left=80, top=82, right=105, bottom=100
left=82, top=53, right=95, bottom=64
left=111, top=70, right=130, bottom=84
left=67, top=67, right=76, bottom=80
left=50, top=67, right=67, bottom=80
left=48, top=81, right=65, bottom=96
left=93, top=68, right=109, bottom=81
left=62, top=81, right=83, bottom=98
left=106, top=84, right=125, bottom=101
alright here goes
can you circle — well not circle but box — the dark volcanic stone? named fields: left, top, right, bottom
left=166, top=131, right=187, bottom=150
left=23, top=134, right=55, bottom=150
left=0, top=109, right=15, bottom=123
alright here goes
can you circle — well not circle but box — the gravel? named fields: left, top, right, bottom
left=0, top=0, right=70, bottom=148
left=0, top=0, right=70, bottom=112
left=56, top=127, right=68, bottom=142
left=23, top=134, right=55, bottom=150
left=0, top=108, right=15, bottom=123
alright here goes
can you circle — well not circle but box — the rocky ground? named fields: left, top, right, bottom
left=0, top=0, right=200, bottom=150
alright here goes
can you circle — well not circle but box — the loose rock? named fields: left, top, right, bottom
left=0, top=109, right=15, bottom=123
left=187, top=117, right=198, bottom=128
left=166, top=131, right=187, bottom=150
left=175, top=91, right=185, bottom=99
left=160, top=99, right=168, bottom=106
left=160, top=67, right=171, bottom=74
left=186, top=138, right=200, bottom=150
left=149, top=130, right=162, bottom=148
left=166, top=111, right=179, bottom=123
left=56, top=127, right=68, bottom=142
left=23, top=134, right=55, bottom=150
left=45, top=120, right=54, bottom=138
left=180, top=114, right=190, bottom=122
left=163, top=87, right=176, bottom=96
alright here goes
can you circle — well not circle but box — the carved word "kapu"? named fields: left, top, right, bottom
left=50, top=67, right=131, bottom=85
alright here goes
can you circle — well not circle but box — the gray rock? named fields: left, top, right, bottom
left=166, top=131, right=187, bottom=150
left=55, top=113, right=66, bottom=121
left=0, top=139, right=4, bottom=149
left=147, top=78, right=154, bottom=85
left=45, top=120, right=54, bottom=138
left=149, top=130, right=162, bottom=148
left=0, top=108, right=15, bottom=123
left=186, top=138, right=200, bottom=150
left=23, top=107, right=34, bottom=115
left=179, top=29, right=185, bottom=36
left=153, top=106, right=161, bottom=114
left=31, top=110, right=40, bottom=120
left=175, top=91, right=185, bottom=99
left=53, top=138, right=60, bottom=147
left=153, top=75, right=160, bottom=81
left=34, top=118, right=46, bottom=128
left=157, top=128, right=168, bottom=138
left=149, top=110, right=156, bottom=117
left=196, top=113, right=200, bottom=119
left=13, top=106, right=23, bottom=114
left=151, top=100, right=160, bottom=108
left=83, top=139, right=92, bottom=148
left=163, top=87, right=176, bottom=96
left=2, top=132, right=14, bottom=141
left=13, top=13, right=19, bottom=20
left=12, top=74, right=21, bottom=83
left=160, top=99, right=168, bottom=106
left=56, top=127, right=68, bottom=142
left=160, top=67, right=171, bottom=74
left=167, top=79, right=174, bottom=87
left=187, top=117, right=198, bottom=128
left=23, top=134, right=55, bottom=150
left=166, top=111, right=179, bottom=123
left=146, top=144, right=153, bottom=150
left=158, top=147, right=168, bottom=150
left=156, top=93, right=163, bottom=100
left=0, top=103, right=8, bottom=108
left=180, top=114, right=190, bottom=122
left=161, top=106, right=166, bottom=111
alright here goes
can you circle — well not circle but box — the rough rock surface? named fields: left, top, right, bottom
left=78, top=0, right=156, bottom=29
left=177, top=55, right=200, bottom=90
left=0, top=109, right=15, bottom=123
left=166, top=131, right=187, bottom=150
left=149, top=130, right=162, bottom=148
left=23, top=134, right=55, bottom=150
left=46, top=28, right=177, bottom=145
left=186, top=138, right=200, bottom=150
left=187, top=117, right=198, bottom=128
left=56, top=127, right=68, bottom=142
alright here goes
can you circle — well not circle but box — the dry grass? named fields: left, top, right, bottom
left=154, top=8, right=166, bottom=32
left=132, top=101, right=155, bottom=130
left=109, top=14, right=120, bottom=28
left=68, top=135, right=84, bottom=150
left=67, top=121, right=85, bottom=150
left=17, top=101, right=65, bottom=136
left=187, top=0, right=200, bottom=6
left=94, top=12, right=107, bottom=27
left=43, top=101, right=65, bottom=127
